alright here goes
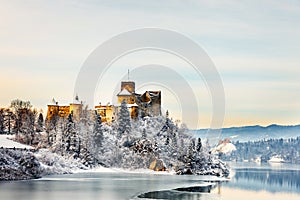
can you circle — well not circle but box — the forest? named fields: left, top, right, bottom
left=0, top=99, right=229, bottom=177
left=220, top=136, right=300, bottom=164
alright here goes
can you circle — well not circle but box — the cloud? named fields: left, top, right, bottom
left=0, top=0, right=299, bottom=127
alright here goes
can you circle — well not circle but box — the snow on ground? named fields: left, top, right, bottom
left=85, top=166, right=175, bottom=175
left=111, top=168, right=176, bottom=175
left=35, top=149, right=89, bottom=175
left=0, top=135, right=33, bottom=149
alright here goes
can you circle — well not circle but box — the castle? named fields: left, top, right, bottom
left=46, top=95, right=83, bottom=121
left=47, top=80, right=162, bottom=123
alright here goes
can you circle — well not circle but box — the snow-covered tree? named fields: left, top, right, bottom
left=69, top=128, right=80, bottom=159
left=76, top=106, right=94, bottom=166
left=117, top=100, right=131, bottom=139
left=36, top=113, right=44, bottom=133
left=142, top=128, right=147, bottom=139
left=196, top=138, right=202, bottom=152
left=165, top=132, right=170, bottom=145
left=10, top=101, right=37, bottom=145
left=153, top=140, right=160, bottom=157
left=185, top=139, right=196, bottom=172
left=63, top=113, right=80, bottom=158
left=10, top=99, right=32, bottom=139
left=170, top=131, right=178, bottom=158
left=4, top=109, right=13, bottom=134
left=91, top=112, right=104, bottom=163
left=21, top=108, right=37, bottom=145
left=0, top=109, right=5, bottom=134
left=49, top=117, right=65, bottom=152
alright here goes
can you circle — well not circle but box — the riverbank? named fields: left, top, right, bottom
left=0, top=148, right=89, bottom=181
left=0, top=148, right=42, bottom=180
left=0, top=134, right=90, bottom=181
left=0, top=134, right=230, bottom=181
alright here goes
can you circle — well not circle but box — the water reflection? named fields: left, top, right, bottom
left=226, top=167, right=300, bottom=193
left=1, top=164, right=300, bottom=200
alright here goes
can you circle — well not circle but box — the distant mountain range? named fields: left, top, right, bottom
left=192, top=124, right=300, bottom=142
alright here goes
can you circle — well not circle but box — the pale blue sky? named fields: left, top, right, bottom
left=0, top=0, right=299, bottom=128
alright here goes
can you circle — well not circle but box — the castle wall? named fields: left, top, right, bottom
left=46, top=105, right=70, bottom=121
left=117, top=95, right=135, bottom=104
left=95, top=105, right=116, bottom=123
left=70, top=103, right=82, bottom=120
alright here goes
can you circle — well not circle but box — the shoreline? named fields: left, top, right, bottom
left=1, top=148, right=230, bottom=181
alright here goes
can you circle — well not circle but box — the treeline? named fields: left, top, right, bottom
left=220, top=137, right=300, bottom=163
left=0, top=99, right=44, bottom=145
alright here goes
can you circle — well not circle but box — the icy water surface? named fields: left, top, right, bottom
left=0, top=163, right=300, bottom=200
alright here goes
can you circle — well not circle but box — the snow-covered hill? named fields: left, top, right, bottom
left=193, top=124, right=300, bottom=142
left=0, top=135, right=33, bottom=149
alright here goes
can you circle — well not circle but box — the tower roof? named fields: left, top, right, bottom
left=120, top=81, right=135, bottom=93
left=48, top=98, right=58, bottom=106
left=117, top=88, right=132, bottom=96
left=71, top=94, right=81, bottom=104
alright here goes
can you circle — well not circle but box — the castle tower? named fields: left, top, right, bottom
left=117, top=81, right=136, bottom=104
left=121, top=81, right=135, bottom=93
left=46, top=98, right=70, bottom=120
left=70, top=94, right=82, bottom=120
left=46, top=98, right=59, bottom=121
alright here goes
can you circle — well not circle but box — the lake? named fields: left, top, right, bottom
left=0, top=162, right=299, bottom=200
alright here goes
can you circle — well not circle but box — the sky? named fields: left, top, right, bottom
left=0, top=0, right=300, bottom=128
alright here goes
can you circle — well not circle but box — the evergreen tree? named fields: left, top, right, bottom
left=178, top=138, right=186, bottom=161
left=153, top=140, right=160, bottom=157
left=166, top=110, right=169, bottom=118
left=4, top=109, right=13, bottom=134
left=46, top=114, right=60, bottom=147
left=186, top=139, right=196, bottom=171
left=170, top=131, right=178, bottom=157
left=77, top=106, right=94, bottom=166
left=165, top=110, right=170, bottom=128
left=171, top=132, right=178, bottom=148
left=117, top=100, right=131, bottom=138
left=93, top=112, right=104, bottom=156
left=165, top=132, right=170, bottom=145
left=14, top=107, right=37, bottom=145
left=142, top=128, right=147, bottom=139
left=36, top=113, right=44, bottom=133
left=0, top=109, right=5, bottom=134
left=196, top=138, right=202, bottom=152
left=63, top=113, right=80, bottom=158
left=25, top=109, right=37, bottom=145
left=51, top=117, right=65, bottom=152
left=69, top=127, right=80, bottom=158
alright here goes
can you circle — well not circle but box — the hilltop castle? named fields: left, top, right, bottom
left=47, top=80, right=161, bottom=122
